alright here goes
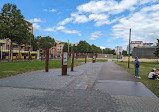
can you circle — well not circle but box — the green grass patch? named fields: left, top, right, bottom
left=96, top=59, right=107, bottom=62
left=116, top=61, right=159, bottom=97
left=0, top=59, right=85, bottom=78
left=113, top=55, right=117, bottom=59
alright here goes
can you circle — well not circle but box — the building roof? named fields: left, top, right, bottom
left=134, top=46, right=158, bottom=48
left=143, top=43, right=153, bottom=45
left=130, top=41, right=143, bottom=44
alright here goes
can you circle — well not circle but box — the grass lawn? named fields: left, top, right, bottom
left=113, top=55, right=117, bottom=59
left=0, top=58, right=107, bottom=79
left=116, top=61, right=159, bottom=97
left=0, top=59, right=86, bottom=78
left=96, top=59, right=107, bottom=62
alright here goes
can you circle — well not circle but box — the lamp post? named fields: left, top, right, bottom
left=128, top=28, right=131, bottom=68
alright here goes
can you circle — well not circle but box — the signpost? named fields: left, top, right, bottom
left=92, top=55, right=96, bottom=63
left=71, top=51, right=74, bottom=71
left=62, top=49, right=68, bottom=75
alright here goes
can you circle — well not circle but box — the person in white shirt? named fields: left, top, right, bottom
left=148, top=68, right=159, bottom=80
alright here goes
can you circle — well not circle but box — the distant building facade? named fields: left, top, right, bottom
left=132, top=46, right=157, bottom=59
left=127, top=41, right=158, bottom=55
left=115, top=46, right=123, bottom=55
left=127, top=41, right=143, bottom=54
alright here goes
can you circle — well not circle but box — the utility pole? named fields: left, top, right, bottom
left=128, top=28, right=131, bottom=68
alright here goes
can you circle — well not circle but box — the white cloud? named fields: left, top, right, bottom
left=33, top=23, right=41, bottom=30
left=44, top=8, right=56, bottom=12
left=56, top=26, right=81, bottom=36
left=56, top=26, right=65, bottom=30
left=77, top=0, right=137, bottom=14
left=112, top=4, right=159, bottom=43
left=62, top=29, right=81, bottom=36
left=71, top=13, right=90, bottom=23
left=58, top=0, right=159, bottom=26
left=43, top=27, right=55, bottom=32
left=33, top=23, right=81, bottom=36
left=58, top=18, right=73, bottom=25
left=100, top=46, right=105, bottom=49
left=29, top=18, right=43, bottom=23
left=89, top=31, right=102, bottom=40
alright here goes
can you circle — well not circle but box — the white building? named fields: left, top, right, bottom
left=115, top=46, right=123, bottom=55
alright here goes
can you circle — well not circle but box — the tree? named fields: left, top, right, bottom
left=38, top=36, right=55, bottom=50
left=0, top=3, right=31, bottom=60
left=103, top=48, right=115, bottom=54
left=77, top=41, right=90, bottom=53
left=154, top=39, right=159, bottom=57
left=90, top=44, right=102, bottom=53
left=72, top=44, right=77, bottom=53
left=63, top=43, right=72, bottom=53
left=122, top=50, right=128, bottom=56
left=38, top=36, right=56, bottom=72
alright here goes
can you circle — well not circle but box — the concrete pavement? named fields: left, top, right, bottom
left=94, top=62, right=157, bottom=97
left=0, top=62, right=158, bottom=112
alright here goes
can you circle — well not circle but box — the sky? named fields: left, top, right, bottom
left=0, top=0, right=159, bottom=50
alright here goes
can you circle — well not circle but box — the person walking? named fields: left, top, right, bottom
left=134, top=56, right=141, bottom=79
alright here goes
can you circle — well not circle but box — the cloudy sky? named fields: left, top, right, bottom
left=0, top=0, right=159, bottom=49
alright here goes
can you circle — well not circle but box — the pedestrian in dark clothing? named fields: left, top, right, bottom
left=134, top=56, right=141, bottom=79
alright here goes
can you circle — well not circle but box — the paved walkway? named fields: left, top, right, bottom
left=0, top=62, right=158, bottom=112
left=94, top=62, right=157, bottom=97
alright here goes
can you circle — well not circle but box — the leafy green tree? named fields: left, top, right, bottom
left=77, top=41, right=90, bottom=53
left=31, top=36, right=40, bottom=51
left=103, top=48, right=115, bottom=54
left=0, top=3, right=29, bottom=42
left=90, top=44, right=102, bottom=53
left=154, top=39, right=159, bottom=57
left=72, top=44, right=77, bottom=53
left=0, top=3, right=32, bottom=60
left=38, top=36, right=56, bottom=50
left=63, top=43, right=72, bottom=52
left=122, top=50, right=128, bottom=56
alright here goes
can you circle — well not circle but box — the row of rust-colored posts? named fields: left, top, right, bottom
left=45, top=49, right=96, bottom=75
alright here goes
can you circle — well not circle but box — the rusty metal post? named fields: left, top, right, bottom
left=71, top=51, right=74, bottom=71
left=45, top=49, right=49, bottom=72
left=62, top=49, right=68, bottom=75
left=85, top=53, right=87, bottom=63
left=92, top=55, right=96, bottom=63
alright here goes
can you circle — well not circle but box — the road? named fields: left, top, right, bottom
left=0, top=62, right=158, bottom=112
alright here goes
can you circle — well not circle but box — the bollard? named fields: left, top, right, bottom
left=85, top=53, right=87, bottom=63
left=45, top=49, right=49, bottom=72
left=71, top=51, right=74, bottom=71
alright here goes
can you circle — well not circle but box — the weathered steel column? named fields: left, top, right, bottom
left=62, top=49, right=68, bottom=75
left=92, top=54, right=96, bottom=63
left=85, top=53, right=87, bottom=63
left=45, top=49, right=49, bottom=72
left=71, top=51, right=74, bottom=71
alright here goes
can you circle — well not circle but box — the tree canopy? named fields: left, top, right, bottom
left=64, top=40, right=105, bottom=54
left=63, top=43, right=72, bottom=52
left=38, top=36, right=56, bottom=50
left=0, top=3, right=31, bottom=45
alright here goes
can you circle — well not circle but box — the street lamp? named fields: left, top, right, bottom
left=128, top=28, right=131, bottom=68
